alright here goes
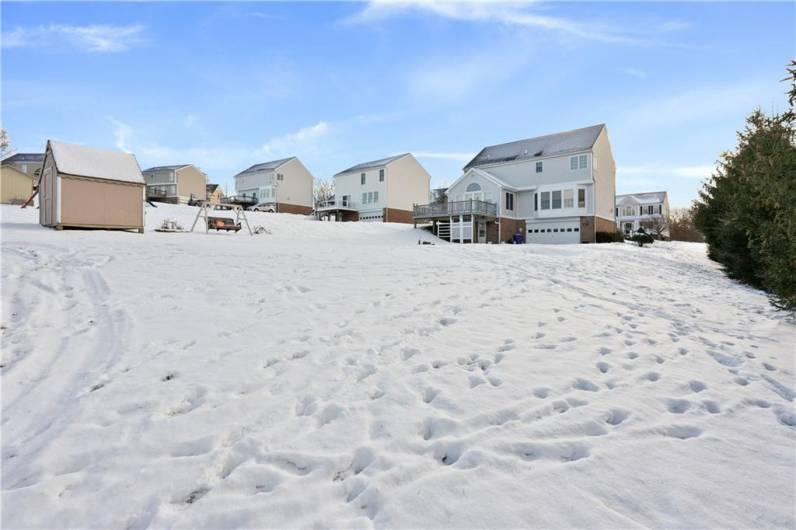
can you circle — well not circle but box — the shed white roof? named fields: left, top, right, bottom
left=49, top=140, right=144, bottom=183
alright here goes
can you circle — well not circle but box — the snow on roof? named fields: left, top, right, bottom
left=464, top=124, right=605, bottom=171
left=49, top=140, right=143, bottom=183
left=334, top=153, right=409, bottom=176
left=616, top=191, right=668, bottom=204
left=234, top=157, right=295, bottom=177
left=142, top=164, right=190, bottom=172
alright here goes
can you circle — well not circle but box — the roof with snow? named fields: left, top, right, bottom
left=234, top=157, right=295, bottom=177
left=48, top=140, right=144, bottom=184
left=616, top=191, right=668, bottom=204
left=142, top=164, right=190, bottom=172
left=2, top=153, right=44, bottom=165
left=334, top=153, right=410, bottom=176
left=463, top=124, right=605, bottom=171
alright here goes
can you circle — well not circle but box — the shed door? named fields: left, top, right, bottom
left=42, top=168, right=53, bottom=225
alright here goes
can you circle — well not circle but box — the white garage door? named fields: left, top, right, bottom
left=526, top=222, right=581, bottom=244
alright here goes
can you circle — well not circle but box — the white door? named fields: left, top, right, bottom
left=476, top=221, right=487, bottom=243
left=526, top=222, right=581, bottom=244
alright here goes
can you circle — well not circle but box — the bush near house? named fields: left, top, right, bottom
left=596, top=231, right=624, bottom=243
left=693, top=62, right=796, bottom=310
left=631, top=229, right=655, bottom=247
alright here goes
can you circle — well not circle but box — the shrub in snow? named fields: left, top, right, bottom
left=631, top=229, right=655, bottom=247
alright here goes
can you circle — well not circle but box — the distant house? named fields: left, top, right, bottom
left=1, top=162, right=34, bottom=205
left=616, top=191, right=670, bottom=238
left=233, top=157, right=314, bottom=214
left=318, top=153, right=431, bottom=223
left=206, top=183, right=224, bottom=204
left=142, top=164, right=207, bottom=204
left=39, top=140, right=145, bottom=232
left=2, top=153, right=44, bottom=180
left=413, top=124, right=616, bottom=244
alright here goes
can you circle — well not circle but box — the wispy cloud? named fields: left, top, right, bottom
left=109, top=117, right=134, bottom=152
left=3, top=24, right=146, bottom=53
left=619, top=67, right=647, bottom=79
left=347, top=1, right=687, bottom=44
left=261, top=121, right=331, bottom=157
left=415, top=151, right=474, bottom=162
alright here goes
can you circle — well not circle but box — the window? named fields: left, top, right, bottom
left=578, top=189, right=586, bottom=208
left=564, top=189, right=574, bottom=208
left=541, top=191, right=550, bottom=209
left=277, top=173, right=284, bottom=181
left=566, top=228, right=573, bottom=232
left=379, top=169, right=384, bottom=182
left=367, top=192, right=374, bottom=203
left=579, top=154, right=587, bottom=169
left=570, top=156, right=578, bottom=170
left=553, top=228, right=559, bottom=233
left=574, top=228, right=579, bottom=232
left=615, top=207, right=619, bottom=217
left=639, top=206, right=643, bottom=215
left=361, top=173, right=366, bottom=185
left=505, top=192, right=514, bottom=211
left=373, top=191, right=379, bottom=203
left=536, top=161, right=543, bottom=173
left=465, top=182, right=482, bottom=192
left=362, top=192, right=367, bottom=204
left=552, top=190, right=562, bottom=209
left=534, top=193, right=538, bottom=211
left=647, top=205, right=654, bottom=215
left=658, top=204, right=662, bottom=214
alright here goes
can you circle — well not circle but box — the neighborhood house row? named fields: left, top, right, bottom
left=0, top=124, right=669, bottom=243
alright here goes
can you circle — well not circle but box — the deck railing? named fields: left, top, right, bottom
left=413, top=199, right=497, bottom=219
left=316, top=198, right=357, bottom=210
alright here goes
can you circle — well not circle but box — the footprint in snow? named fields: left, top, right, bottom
left=596, top=362, right=611, bottom=374
left=573, top=378, right=599, bottom=392
left=688, top=380, right=707, bottom=393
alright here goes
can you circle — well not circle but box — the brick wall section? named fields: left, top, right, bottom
left=486, top=217, right=527, bottom=244
left=580, top=216, right=596, bottom=243
left=341, top=211, right=359, bottom=222
left=277, top=203, right=313, bottom=215
left=595, top=216, right=618, bottom=234
left=383, top=208, right=414, bottom=224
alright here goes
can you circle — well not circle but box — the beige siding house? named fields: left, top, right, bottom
left=142, top=164, right=207, bottom=204
left=234, top=157, right=314, bottom=214
left=1, top=164, right=34, bottom=204
left=39, top=140, right=145, bottom=232
left=206, top=183, right=224, bottom=204
left=319, top=153, right=431, bottom=223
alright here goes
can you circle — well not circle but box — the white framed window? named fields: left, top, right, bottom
left=373, top=191, right=379, bottom=203
left=536, top=161, right=543, bottom=173
left=578, top=188, right=586, bottom=208
left=534, top=193, right=538, bottom=211
left=505, top=192, right=514, bottom=211
left=379, top=169, right=384, bottom=182
left=564, top=189, right=574, bottom=208
left=552, top=190, right=562, bottom=209
left=647, top=205, right=654, bottom=215
left=541, top=191, right=550, bottom=210
left=570, top=156, right=578, bottom=170
left=362, top=192, right=367, bottom=204
left=579, top=154, right=587, bottom=169
left=361, top=173, right=366, bottom=185
left=277, top=173, right=284, bottom=181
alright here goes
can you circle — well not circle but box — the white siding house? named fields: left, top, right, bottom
left=319, top=153, right=431, bottom=223
left=415, top=124, right=616, bottom=244
left=616, top=191, right=670, bottom=238
left=233, top=157, right=314, bottom=214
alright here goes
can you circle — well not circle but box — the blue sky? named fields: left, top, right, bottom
left=2, top=1, right=793, bottom=206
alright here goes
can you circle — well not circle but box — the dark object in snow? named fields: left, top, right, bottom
left=513, top=233, right=525, bottom=244
left=631, top=229, right=655, bottom=247
left=207, top=216, right=241, bottom=232
left=418, top=239, right=434, bottom=245
left=596, top=231, right=624, bottom=243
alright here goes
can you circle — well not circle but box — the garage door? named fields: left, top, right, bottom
left=526, top=222, right=581, bottom=244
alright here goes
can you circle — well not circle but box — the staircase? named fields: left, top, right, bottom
left=436, top=220, right=450, bottom=241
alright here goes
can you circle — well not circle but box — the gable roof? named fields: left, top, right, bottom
left=48, top=140, right=144, bottom=183
left=142, top=164, right=190, bottom=172
left=1, top=153, right=44, bottom=165
left=234, top=157, right=295, bottom=177
left=206, top=183, right=220, bottom=193
left=334, top=153, right=409, bottom=176
left=616, top=191, right=668, bottom=204
left=464, top=124, right=605, bottom=171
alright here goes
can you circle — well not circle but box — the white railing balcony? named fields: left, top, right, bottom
left=316, top=198, right=358, bottom=211
left=413, top=200, right=497, bottom=219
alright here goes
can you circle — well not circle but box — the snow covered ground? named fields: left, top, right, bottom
left=2, top=203, right=794, bottom=529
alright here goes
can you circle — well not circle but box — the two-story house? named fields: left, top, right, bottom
left=1, top=153, right=43, bottom=204
left=233, top=157, right=314, bottom=214
left=318, top=153, right=431, bottom=223
left=413, top=124, right=616, bottom=244
left=142, top=164, right=207, bottom=204
left=616, top=191, right=670, bottom=238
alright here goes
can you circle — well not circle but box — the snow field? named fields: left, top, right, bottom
left=1, top=203, right=794, bottom=529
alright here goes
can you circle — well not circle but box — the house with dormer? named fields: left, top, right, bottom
left=413, top=124, right=616, bottom=244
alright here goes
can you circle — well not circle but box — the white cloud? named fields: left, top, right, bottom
left=3, top=24, right=145, bottom=53
left=261, top=121, right=331, bottom=157
left=347, top=1, right=684, bottom=44
left=619, top=67, right=647, bottom=79
left=109, top=117, right=134, bottom=152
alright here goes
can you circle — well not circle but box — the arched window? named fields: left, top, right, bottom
left=465, top=182, right=482, bottom=192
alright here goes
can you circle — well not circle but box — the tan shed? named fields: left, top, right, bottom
left=39, top=140, right=145, bottom=232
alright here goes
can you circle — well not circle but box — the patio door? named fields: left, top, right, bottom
left=476, top=221, right=487, bottom=243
